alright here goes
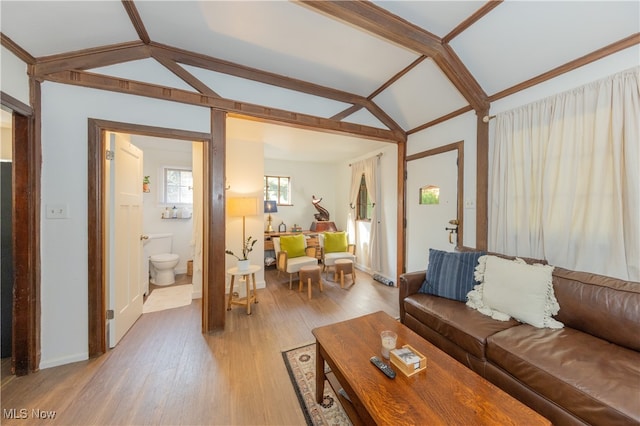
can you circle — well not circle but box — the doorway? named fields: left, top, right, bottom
left=0, top=91, right=39, bottom=376
left=405, top=141, right=464, bottom=271
left=87, top=118, right=222, bottom=357
left=1, top=108, right=14, bottom=359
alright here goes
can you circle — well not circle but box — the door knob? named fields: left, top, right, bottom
left=445, top=219, right=459, bottom=245
left=140, top=235, right=149, bottom=241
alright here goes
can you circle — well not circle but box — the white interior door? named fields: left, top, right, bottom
left=406, top=150, right=459, bottom=272
left=109, top=133, right=143, bottom=348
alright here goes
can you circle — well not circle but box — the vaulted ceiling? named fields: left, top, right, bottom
left=1, top=1, right=638, bottom=162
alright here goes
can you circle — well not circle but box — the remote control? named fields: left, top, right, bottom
left=370, top=356, right=396, bottom=379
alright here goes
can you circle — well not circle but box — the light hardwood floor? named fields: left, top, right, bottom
left=1, top=268, right=399, bottom=425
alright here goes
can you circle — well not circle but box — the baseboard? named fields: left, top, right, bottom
left=40, top=352, right=88, bottom=370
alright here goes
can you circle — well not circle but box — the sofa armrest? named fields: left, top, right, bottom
left=305, top=246, right=317, bottom=258
left=276, top=251, right=288, bottom=272
left=398, top=270, right=426, bottom=322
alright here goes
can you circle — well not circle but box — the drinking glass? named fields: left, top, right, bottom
left=380, top=330, right=397, bottom=359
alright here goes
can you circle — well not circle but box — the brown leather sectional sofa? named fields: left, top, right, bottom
left=399, top=256, right=640, bottom=425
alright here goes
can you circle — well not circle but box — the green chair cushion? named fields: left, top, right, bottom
left=324, top=231, right=348, bottom=253
left=280, top=234, right=306, bottom=258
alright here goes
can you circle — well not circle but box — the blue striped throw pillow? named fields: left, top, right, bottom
left=418, top=249, right=486, bottom=302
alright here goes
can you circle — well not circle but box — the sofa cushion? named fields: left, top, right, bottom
left=285, top=255, right=318, bottom=273
left=324, top=251, right=356, bottom=266
left=467, top=255, right=563, bottom=329
left=487, top=325, right=640, bottom=425
left=279, top=234, right=306, bottom=258
left=418, top=249, right=486, bottom=302
left=323, top=231, right=348, bottom=253
left=404, top=293, right=519, bottom=360
left=552, top=267, right=640, bottom=351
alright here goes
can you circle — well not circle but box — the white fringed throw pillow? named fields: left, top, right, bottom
left=466, top=255, right=563, bottom=329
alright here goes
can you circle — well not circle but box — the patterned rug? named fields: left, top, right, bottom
left=282, top=344, right=352, bottom=426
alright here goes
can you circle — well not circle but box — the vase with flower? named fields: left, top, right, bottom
left=225, top=236, right=257, bottom=271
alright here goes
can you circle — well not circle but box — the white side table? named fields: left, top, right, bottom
left=226, top=265, right=261, bottom=315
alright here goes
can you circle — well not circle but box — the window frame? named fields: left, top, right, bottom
left=162, top=166, right=193, bottom=206
left=264, top=175, right=292, bottom=206
left=356, top=174, right=373, bottom=221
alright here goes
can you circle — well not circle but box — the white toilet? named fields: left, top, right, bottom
left=144, top=233, right=180, bottom=286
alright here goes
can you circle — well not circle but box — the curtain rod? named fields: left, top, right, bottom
left=482, top=115, right=496, bottom=123
left=349, top=152, right=383, bottom=167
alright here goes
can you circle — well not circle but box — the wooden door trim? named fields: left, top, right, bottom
left=1, top=91, right=39, bottom=376
left=405, top=141, right=465, bottom=263
left=87, top=119, right=217, bottom=357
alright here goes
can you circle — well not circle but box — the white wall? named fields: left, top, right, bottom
left=491, top=46, right=640, bottom=115
left=407, top=111, right=478, bottom=250
left=1, top=125, right=12, bottom=160
left=39, top=82, right=209, bottom=369
left=264, top=158, right=340, bottom=231
left=0, top=47, right=29, bottom=105
left=132, top=136, right=194, bottom=275
left=226, top=137, right=265, bottom=294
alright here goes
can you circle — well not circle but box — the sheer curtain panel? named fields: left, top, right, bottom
left=489, top=68, right=639, bottom=281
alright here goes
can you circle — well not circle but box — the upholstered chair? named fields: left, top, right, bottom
left=318, top=232, right=356, bottom=279
left=272, top=235, right=318, bottom=289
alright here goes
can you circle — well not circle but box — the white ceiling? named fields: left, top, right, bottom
left=1, top=1, right=638, bottom=162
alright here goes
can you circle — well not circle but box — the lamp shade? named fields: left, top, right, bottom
left=227, top=197, right=258, bottom=217
left=264, top=200, right=278, bottom=214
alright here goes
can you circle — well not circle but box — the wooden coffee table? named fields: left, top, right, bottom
left=312, top=311, right=551, bottom=425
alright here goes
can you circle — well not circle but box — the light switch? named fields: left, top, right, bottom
left=46, top=204, right=69, bottom=219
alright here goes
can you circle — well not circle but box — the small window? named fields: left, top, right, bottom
left=164, top=167, right=193, bottom=205
left=264, top=175, right=292, bottom=205
left=357, top=174, right=373, bottom=221
left=420, top=185, right=440, bottom=205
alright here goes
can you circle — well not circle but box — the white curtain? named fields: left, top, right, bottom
left=489, top=67, right=639, bottom=281
left=191, top=142, right=203, bottom=296
left=348, top=156, right=381, bottom=272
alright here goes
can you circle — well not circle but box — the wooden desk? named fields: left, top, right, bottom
left=313, top=311, right=551, bottom=425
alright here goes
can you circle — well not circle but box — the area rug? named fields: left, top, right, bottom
left=143, top=284, right=193, bottom=313
left=282, top=344, right=352, bottom=426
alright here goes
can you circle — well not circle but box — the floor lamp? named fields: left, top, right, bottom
left=228, top=197, right=259, bottom=248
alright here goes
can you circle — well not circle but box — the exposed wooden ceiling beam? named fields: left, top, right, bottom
left=33, top=42, right=150, bottom=76
left=151, top=42, right=362, bottom=105
left=489, top=33, right=640, bottom=102
left=299, top=0, right=488, bottom=112
left=44, top=69, right=405, bottom=143
left=443, top=0, right=503, bottom=43
left=299, top=0, right=441, bottom=54
left=408, top=105, right=474, bottom=135
left=435, top=45, right=489, bottom=110
left=150, top=42, right=403, bottom=133
left=330, top=104, right=360, bottom=121
left=369, top=55, right=428, bottom=100
left=1, top=33, right=35, bottom=65
left=330, top=55, right=427, bottom=123
left=121, top=0, right=151, bottom=44
left=151, top=50, right=220, bottom=97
